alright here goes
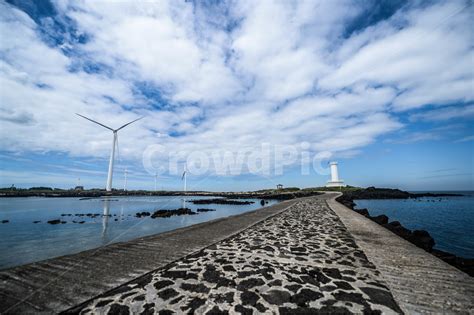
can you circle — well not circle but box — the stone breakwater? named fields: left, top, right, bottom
left=336, top=192, right=474, bottom=277
left=67, top=199, right=402, bottom=314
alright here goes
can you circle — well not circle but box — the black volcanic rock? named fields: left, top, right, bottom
left=47, top=219, right=66, bottom=224
left=191, top=198, right=254, bottom=205
left=354, top=208, right=369, bottom=216
left=136, top=211, right=151, bottom=218
left=409, top=230, right=435, bottom=252
left=370, top=215, right=389, bottom=225
left=196, top=208, right=216, bottom=212
left=1, top=220, right=9, bottom=223
left=383, top=221, right=412, bottom=239
left=151, top=208, right=196, bottom=218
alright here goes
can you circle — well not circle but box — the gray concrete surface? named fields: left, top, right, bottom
left=326, top=192, right=474, bottom=314
left=0, top=198, right=298, bottom=314
left=68, top=197, right=402, bottom=314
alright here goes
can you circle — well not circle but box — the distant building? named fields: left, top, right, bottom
left=74, top=186, right=84, bottom=191
left=326, top=161, right=345, bottom=187
left=277, top=184, right=283, bottom=189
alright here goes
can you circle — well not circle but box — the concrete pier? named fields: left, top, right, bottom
left=327, top=192, right=474, bottom=314
left=0, top=193, right=472, bottom=314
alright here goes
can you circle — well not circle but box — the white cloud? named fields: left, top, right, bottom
left=409, top=104, right=474, bottom=121
left=320, top=1, right=473, bottom=111
left=0, top=0, right=472, bottom=180
left=455, top=135, right=474, bottom=143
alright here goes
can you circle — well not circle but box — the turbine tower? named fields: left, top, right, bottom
left=76, top=114, right=143, bottom=192
left=181, top=164, right=187, bottom=193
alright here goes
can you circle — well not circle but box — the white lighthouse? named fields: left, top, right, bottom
left=326, top=161, right=345, bottom=187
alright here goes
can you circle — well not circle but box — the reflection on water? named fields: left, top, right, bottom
left=0, top=196, right=277, bottom=269
left=102, top=198, right=110, bottom=244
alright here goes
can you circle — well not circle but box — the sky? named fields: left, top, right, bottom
left=0, top=0, right=472, bottom=192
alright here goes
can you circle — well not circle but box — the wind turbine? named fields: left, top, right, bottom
left=181, top=163, right=187, bottom=194
left=76, top=113, right=143, bottom=192
left=154, top=172, right=158, bottom=192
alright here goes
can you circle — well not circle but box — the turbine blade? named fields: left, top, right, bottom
left=182, top=171, right=186, bottom=180
left=76, top=113, right=114, bottom=131
left=115, top=117, right=144, bottom=131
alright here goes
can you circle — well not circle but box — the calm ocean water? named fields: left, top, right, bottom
left=0, top=196, right=277, bottom=270
left=355, top=191, right=474, bottom=258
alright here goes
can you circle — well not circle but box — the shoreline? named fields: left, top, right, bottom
left=326, top=193, right=474, bottom=314
left=335, top=189, right=473, bottom=277
left=0, top=186, right=465, bottom=199
left=0, top=190, right=322, bottom=200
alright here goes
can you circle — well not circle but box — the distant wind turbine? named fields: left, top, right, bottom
left=181, top=163, right=187, bottom=193
left=76, top=113, right=143, bottom=192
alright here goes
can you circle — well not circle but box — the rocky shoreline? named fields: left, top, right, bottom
left=336, top=188, right=473, bottom=277
left=336, top=186, right=462, bottom=200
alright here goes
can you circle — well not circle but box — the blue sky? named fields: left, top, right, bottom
left=0, top=0, right=472, bottom=191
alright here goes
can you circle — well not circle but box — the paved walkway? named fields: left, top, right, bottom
left=67, top=198, right=402, bottom=314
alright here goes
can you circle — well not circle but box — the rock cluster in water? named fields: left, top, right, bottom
left=191, top=198, right=254, bottom=205
left=196, top=208, right=216, bottom=212
left=3, top=207, right=217, bottom=226
left=47, top=219, right=66, bottom=225
left=150, top=208, right=197, bottom=218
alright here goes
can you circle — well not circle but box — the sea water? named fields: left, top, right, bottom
left=0, top=196, right=278, bottom=270
left=355, top=192, right=474, bottom=258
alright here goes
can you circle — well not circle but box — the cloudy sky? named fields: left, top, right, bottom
left=0, top=0, right=472, bottom=191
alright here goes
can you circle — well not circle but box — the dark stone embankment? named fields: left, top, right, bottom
left=336, top=187, right=473, bottom=276
left=336, top=187, right=461, bottom=202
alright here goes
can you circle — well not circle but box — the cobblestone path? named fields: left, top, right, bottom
left=69, top=198, right=402, bottom=314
